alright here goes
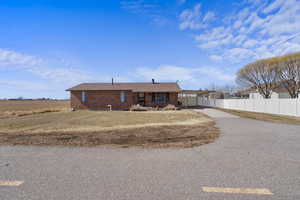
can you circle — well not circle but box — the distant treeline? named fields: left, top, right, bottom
left=0, top=98, right=69, bottom=101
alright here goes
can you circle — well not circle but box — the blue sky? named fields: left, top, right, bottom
left=1, top=0, right=300, bottom=98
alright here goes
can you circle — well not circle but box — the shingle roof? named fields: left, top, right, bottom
left=66, top=82, right=181, bottom=92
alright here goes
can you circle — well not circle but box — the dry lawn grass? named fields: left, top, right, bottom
left=219, top=108, right=300, bottom=125
left=0, top=122, right=218, bottom=148
left=0, top=107, right=219, bottom=147
left=0, top=100, right=69, bottom=117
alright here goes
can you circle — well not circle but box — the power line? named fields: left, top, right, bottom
left=275, top=31, right=300, bottom=46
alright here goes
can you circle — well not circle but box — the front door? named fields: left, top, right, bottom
left=137, top=92, right=145, bottom=106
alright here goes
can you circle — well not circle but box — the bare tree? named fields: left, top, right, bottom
left=276, top=52, right=300, bottom=98
left=236, top=58, right=279, bottom=98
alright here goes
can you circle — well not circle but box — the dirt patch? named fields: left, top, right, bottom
left=0, top=121, right=219, bottom=148
left=219, top=108, right=300, bottom=125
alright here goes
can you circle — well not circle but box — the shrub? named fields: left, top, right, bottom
left=130, top=104, right=152, bottom=111
left=162, top=104, right=178, bottom=111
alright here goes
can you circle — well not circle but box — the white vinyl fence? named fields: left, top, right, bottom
left=198, top=98, right=300, bottom=117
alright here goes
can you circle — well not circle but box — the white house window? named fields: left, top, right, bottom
left=81, top=91, right=86, bottom=102
left=120, top=91, right=128, bottom=103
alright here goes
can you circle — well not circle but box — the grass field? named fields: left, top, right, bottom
left=219, top=108, right=300, bottom=125
left=0, top=100, right=219, bottom=147
left=0, top=100, right=70, bottom=117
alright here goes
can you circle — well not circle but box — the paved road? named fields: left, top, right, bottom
left=0, top=108, right=300, bottom=200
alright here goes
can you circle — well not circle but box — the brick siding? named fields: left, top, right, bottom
left=70, top=91, right=178, bottom=110
left=71, top=90, right=133, bottom=110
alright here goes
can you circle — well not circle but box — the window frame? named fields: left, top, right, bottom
left=81, top=91, right=86, bottom=103
left=152, top=92, right=169, bottom=103
left=120, top=91, right=128, bottom=103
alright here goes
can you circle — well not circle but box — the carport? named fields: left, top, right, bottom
left=179, top=90, right=215, bottom=107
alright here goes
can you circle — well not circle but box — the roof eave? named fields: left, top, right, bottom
left=67, top=89, right=181, bottom=92
left=132, top=90, right=181, bottom=92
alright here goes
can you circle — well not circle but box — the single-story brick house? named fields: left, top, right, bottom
left=66, top=80, right=181, bottom=110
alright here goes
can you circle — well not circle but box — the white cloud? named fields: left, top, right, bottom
left=185, top=0, right=300, bottom=63
left=197, top=67, right=235, bottom=81
left=120, top=0, right=170, bottom=26
left=260, top=0, right=300, bottom=36
left=237, top=8, right=250, bottom=20
left=210, top=55, right=223, bottom=61
left=223, top=48, right=257, bottom=62
left=232, top=34, right=247, bottom=46
left=199, top=26, right=229, bottom=40
left=203, top=11, right=215, bottom=23
left=136, top=65, right=193, bottom=81
left=233, top=19, right=243, bottom=29
left=262, top=0, right=285, bottom=13
left=0, top=48, right=93, bottom=84
left=179, top=4, right=216, bottom=30
left=0, top=49, right=42, bottom=67
left=246, top=13, right=265, bottom=33
left=272, top=42, right=300, bottom=56
left=242, top=39, right=258, bottom=48
left=254, top=45, right=275, bottom=58
left=197, top=41, right=220, bottom=49
left=179, top=3, right=202, bottom=30
left=120, top=0, right=157, bottom=14
left=136, top=65, right=235, bottom=88
left=28, top=67, right=93, bottom=84
left=242, top=0, right=268, bottom=9
left=0, top=80, right=49, bottom=91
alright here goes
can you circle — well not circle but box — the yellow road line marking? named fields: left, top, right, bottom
left=202, top=187, right=273, bottom=195
left=0, top=181, right=24, bottom=186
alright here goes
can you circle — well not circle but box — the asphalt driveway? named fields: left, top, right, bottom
left=0, top=108, right=299, bottom=200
